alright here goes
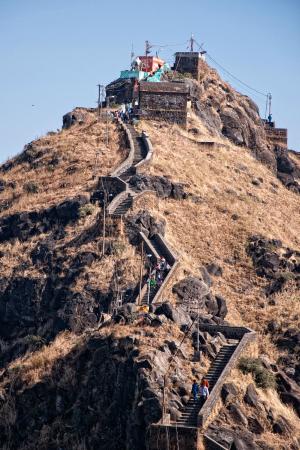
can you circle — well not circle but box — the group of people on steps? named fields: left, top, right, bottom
left=191, top=378, right=210, bottom=406
left=147, top=257, right=170, bottom=291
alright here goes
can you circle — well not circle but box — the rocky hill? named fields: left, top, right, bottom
left=0, top=68, right=299, bottom=450
left=184, top=60, right=300, bottom=193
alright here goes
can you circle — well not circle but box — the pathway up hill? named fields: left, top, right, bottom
left=0, top=88, right=299, bottom=448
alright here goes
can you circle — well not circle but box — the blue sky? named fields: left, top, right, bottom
left=0, top=0, right=299, bottom=162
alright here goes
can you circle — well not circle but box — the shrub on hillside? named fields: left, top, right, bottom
left=238, top=357, right=276, bottom=389
left=79, top=203, right=96, bottom=218
left=110, top=240, right=127, bottom=256
left=23, top=182, right=39, bottom=194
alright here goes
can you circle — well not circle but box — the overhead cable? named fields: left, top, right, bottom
left=205, top=53, right=268, bottom=97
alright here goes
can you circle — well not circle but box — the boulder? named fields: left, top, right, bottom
left=0, top=195, right=89, bottom=244
left=227, top=403, right=248, bottom=426
left=0, top=277, right=46, bottom=338
left=267, top=320, right=280, bottom=333
left=247, top=416, right=264, bottom=434
left=276, top=369, right=300, bottom=417
left=244, top=383, right=259, bottom=407
left=141, top=396, right=162, bottom=425
left=55, top=195, right=89, bottom=223
left=247, top=235, right=300, bottom=296
left=220, top=108, right=244, bottom=146
left=126, top=210, right=166, bottom=245
left=276, top=152, right=295, bottom=174
left=265, top=276, right=287, bottom=296
left=165, top=340, right=178, bottom=354
left=221, top=383, right=239, bottom=404
left=119, top=302, right=137, bottom=316
left=279, top=392, right=300, bottom=417
left=129, top=175, right=187, bottom=200
left=206, top=427, right=256, bottom=450
left=206, top=263, right=223, bottom=277
left=172, top=277, right=209, bottom=306
left=30, top=242, right=54, bottom=266
left=216, top=295, right=228, bottom=319
left=142, top=388, right=158, bottom=399
left=272, top=415, right=292, bottom=434
left=59, top=291, right=100, bottom=334
left=177, top=384, right=189, bottom=397
left=204, top=294, right=219, bottom=316
left=62, top=109, right=87, bottom=129
left=258, top=252, right=281, bottom=271
left=200, top=266, right=212, bottom=287
left=155, top=302, right=192, bottom=328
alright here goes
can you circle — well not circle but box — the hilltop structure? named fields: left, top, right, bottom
left=263, top=119, right=288, bottom=149
left=106, top=45, right=289, bottom=151
left=138, top=81, right=189, bottom=124
left=106, top=51, right=191, bottom=126
left=174, top=51, right=206, bottom=79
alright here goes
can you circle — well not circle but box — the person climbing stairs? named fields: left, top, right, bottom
left=140, top=281, right=160, bottom=305
left=175, top=344, right=238, bottom=427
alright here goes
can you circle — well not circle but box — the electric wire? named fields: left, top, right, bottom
left=205, top=52, right=267, bottom=97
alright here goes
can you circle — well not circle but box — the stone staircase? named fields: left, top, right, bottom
left=127, top=124, right=147, bottom=164
left=175, top=344, right=238, bottom=428
left=105, top=121, right=148, bottom=217
left=101, top=120, right=256, bottom=449
left=110, top=194, right=133, bottom=217
left=140, top=283, right=160, bottom=306
left=149, top=326, right=256, bottom=449
left=99, top=120, right=179, bottom=308
left=135, top=233, right=179, bottom=307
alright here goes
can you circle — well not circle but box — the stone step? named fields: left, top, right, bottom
left=177, top=345, right=238, bottom=424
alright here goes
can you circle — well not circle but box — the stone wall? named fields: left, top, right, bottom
left=174, top=52, right=202, bottom=79
left=263, top=122, right=288, bottom=149
left=148, top=424, right=199, bottom=450
left=106, top=78, right=134, bottom=104
left=203, top=435, right=228, bottom=450
left=138, top=82, right=189, bottom=125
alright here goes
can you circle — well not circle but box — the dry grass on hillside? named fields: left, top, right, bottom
left=0, top=322, right=208, bottom=395
left=221, top=369, right=300, bottom=449
left=134, top=116, right=300, bottom=359
left=0, top=110, right=126, bottom=216
left=4, top=331, right=82, bottom=389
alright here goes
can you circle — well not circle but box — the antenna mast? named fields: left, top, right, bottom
left=189, top=33, right=195, bottom=52
left=145, top=40, right=152, bottom=56
left=130, top=43, right=134, bottom=64
left=268, top=93, right=272, bottom=117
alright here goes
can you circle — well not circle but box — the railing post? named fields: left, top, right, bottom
left=138, top=240, right=144, bottom=306
left=162, top=374, right=167, bottom=423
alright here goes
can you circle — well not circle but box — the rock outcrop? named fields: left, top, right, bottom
left=0, top=332, right=164, bottom=450
left=172, top=276, right=228, bottom=322
left=0, top=195, right=90, bottom=243
left=62, top=107, right=94, bottom=129
left=247, top=235, right=300, bottom=296
left=129, top=174, right=188, bottom=200
left=185, top=63, right=273, bottom=166
left=186, top=61, right=300, bottom=192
